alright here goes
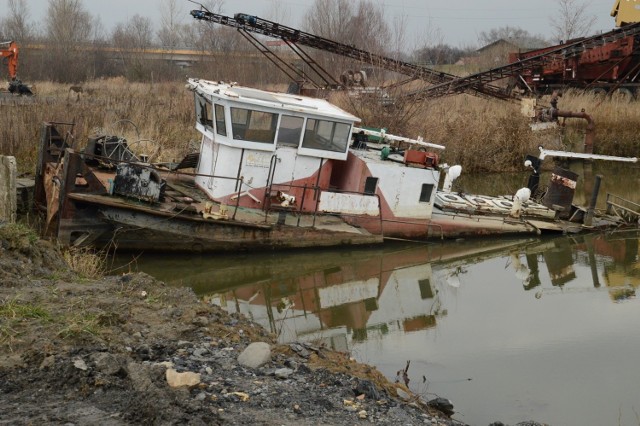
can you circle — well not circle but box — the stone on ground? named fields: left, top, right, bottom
left=237, top=342, right=271, bottom=368
left=166, top=368, right=201, bottom=388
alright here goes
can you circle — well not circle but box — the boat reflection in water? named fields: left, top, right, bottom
left=512, top=232, right=639, bottom=302
left=124, top=231, right=639, bottom=348
left=120, top=230, right=640, bottom=425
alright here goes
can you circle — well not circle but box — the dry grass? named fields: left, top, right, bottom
left=62, top=247, right=107, bottom=279
left=558, top=89, right=640, bottom=157
left=334, top=91, right=558, bottom=172
left=1, top=78, right=198, bottom=173
left=405, top=95, right=552, bottom=172
left=2, top=80, right=639, bottom=174
left=336, top=88, right=640, bottom=173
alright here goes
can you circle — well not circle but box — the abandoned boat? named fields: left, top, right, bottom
left=34, top=79, right=640, bottom=252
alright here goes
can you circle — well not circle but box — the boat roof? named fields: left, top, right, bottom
left=187, top=78, right=360, bottom=123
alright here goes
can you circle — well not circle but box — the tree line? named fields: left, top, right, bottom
left=0, top=0, right=596, bottom=84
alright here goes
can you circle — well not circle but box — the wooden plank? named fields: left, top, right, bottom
left=67, top=192, right=272, bottom=230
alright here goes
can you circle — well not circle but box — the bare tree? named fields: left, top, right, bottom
left=267, top=0, right=291, bottom=23
left=389, top=14, right=408, bottom=61
left=158, top=0, right=183, bottom=50
left=412, top=18, right=444, bottom=53
left=86, top=17, right=116, bottom=80
left=550, top=0, right=597, bottom=43
left=412, top=44, right=470, bottom=66
left=347, top=1, right=390, bottom=54
left=473, top=26, right=549, bottom=69
left=189, top=0, right=247, bottom=53
left=185, top=0, right=303, bottom=84
left=199, top=0, right=225, bottom=14
left=304, top=0, right=353, bottom=43
left=45, top=0, right=92, bottom=46
left=1, top=0, right=36, bottom=42
left=478, top=26, right=548, bottom=48
left=43, top=0, right=96, bottom=82
left=303, top=0, right=391, bottom=82
left=112, top=14, right=156, bottom=80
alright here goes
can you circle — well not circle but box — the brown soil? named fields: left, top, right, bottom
left=0, top=224, right=464, bottom=425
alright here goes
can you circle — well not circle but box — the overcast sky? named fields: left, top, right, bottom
left=7, top=0, right=620, bottom=47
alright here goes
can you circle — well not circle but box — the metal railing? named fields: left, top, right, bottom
left=263, top=181, right=385, bottom=236
left=606, top=193, right=640, bottom=223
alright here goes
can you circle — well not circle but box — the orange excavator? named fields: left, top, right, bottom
left=1, top=40, right=33, bottom=95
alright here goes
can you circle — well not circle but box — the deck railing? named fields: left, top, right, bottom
left=605, top=193, right=640, bottom=223
left=263, top=181, right=385, bottom=236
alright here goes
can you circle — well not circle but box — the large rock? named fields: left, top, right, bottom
left=427, top=397, right=455, bottom=417
left=237, top=342, right=271, bottom=368
left=166, top=368, right=201, bottom=388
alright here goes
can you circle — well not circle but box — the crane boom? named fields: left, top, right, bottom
left=189, top=9, right=515, bottom=102
left=191, top=5, right=640, bottom=103
left=406, top=21, right=640, bottom=100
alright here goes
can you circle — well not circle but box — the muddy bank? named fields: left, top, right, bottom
left=0, top=224, right=544, bottom=425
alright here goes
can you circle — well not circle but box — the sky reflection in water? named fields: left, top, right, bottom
left=118, top=229, right=640, bottom=426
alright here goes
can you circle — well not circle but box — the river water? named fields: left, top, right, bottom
left=114, top=162, right=640, bottom=426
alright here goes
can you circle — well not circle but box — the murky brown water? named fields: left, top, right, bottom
left=114, top=163, right=640, bottom=425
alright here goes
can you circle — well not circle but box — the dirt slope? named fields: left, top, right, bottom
left=1, top=224, right=466, bottom=425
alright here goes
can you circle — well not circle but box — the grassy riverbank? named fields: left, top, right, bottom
left=2, top=80, right=638, bottom=175
left=0, top=222, right=468, bottom=425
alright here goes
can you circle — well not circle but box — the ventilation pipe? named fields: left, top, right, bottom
left=510, top=187, right=531, bottom=218
left=442, top=165, right=462, bottom=193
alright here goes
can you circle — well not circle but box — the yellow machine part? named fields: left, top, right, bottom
left=611, top=0, right=640, bottom=26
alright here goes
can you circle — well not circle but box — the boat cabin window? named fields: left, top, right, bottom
left=195, top=93, right=213, bottom=130
left=302, top=119, right=350, bottom=153
left=277, top=115, right=304, bottom=147
left=214, top=104, right=227, bottom=136
left=364, top=177, right=378, bottom=194
left=419, top=183, right=434, bottom=203
left=230, top=107, right=277, bottom=144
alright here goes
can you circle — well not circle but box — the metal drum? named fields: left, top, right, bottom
left=542, top=167, right=579, bottom=219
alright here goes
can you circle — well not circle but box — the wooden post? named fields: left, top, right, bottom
left=0, top=155, right=17, bottom=223
left=584, top=175, right=602, bottom=227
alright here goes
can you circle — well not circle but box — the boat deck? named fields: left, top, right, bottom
left=160, top=172, right=372, bottom=235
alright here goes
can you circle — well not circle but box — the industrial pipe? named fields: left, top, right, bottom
left=552, top=109, right=595, bottom=154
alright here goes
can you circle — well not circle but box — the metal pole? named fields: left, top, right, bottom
left=584, top=174, right=602, bottom=226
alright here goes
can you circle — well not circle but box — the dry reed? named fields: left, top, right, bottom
left=336, top=88, right=640, bottom=173
left=558, top=89, right=640, bottom=157
left=1, top=78, right=197, bottom=173
left=1, top=80, right=638, bottom=174
left=62, top=246, right=107, bottom=279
